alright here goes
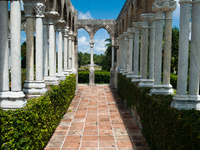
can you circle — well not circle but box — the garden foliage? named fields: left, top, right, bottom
left=117, top=74, right=200, bottom=150
left=0, top=74, right=76, bottom=150
left=78, top=70, right=110, bottom=83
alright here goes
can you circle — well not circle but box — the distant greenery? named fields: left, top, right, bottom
left=78, top=38, right=112, bottom=71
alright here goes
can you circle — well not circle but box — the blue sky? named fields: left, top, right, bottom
left=18, top=0, right=181, bottom=55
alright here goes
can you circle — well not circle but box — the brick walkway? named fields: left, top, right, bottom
left=45, top=85, right=149, bottom=150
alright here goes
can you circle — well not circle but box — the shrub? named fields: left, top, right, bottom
left=78, top=70, right=110, bottom=83
left=117, top=74, right=200, bottom=150
left=0, top=74, right=76, bottom=150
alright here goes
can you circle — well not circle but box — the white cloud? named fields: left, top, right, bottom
left=78, top=11, right=94, bottom=19
left=93, top=39, right=109, bottom=54
left=173, top=0, right=180, bottom=19
left=78, top=36, right=90, bottom=46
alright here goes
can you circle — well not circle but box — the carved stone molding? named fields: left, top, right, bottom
left=34, top=3, right=46, bottom=18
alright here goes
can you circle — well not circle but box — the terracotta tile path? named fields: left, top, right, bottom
left=45, top=85, right=149, bottom=150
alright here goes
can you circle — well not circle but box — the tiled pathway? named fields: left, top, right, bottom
left=45, top=85, right=149, bottom=150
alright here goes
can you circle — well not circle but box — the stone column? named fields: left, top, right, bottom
left=139, top=13, right=155, bottom=87
left=43, top=20, right=48, bottom=77
left=151, top=0, right=177, bottom=95
left=149, top=18, right=156, bottom=80
left=44, top=11, right=59, bottom=85
left=162, top=8, right=176, bottom=94
left=126, top=28, right=134, bottom=78
left=150, top=3, right=164, bottom=94
left=56, top=20, right=66, bottom=81
left=171, top=0, right=192, bottom=109
left=110, top=45, right=115, bottom=86
left=111, top=46, right=115, bottom=68
left=72, top=34, right=77, bottom=74
left=32, top=2, right=47, bottom=94
left=120, top=35, right=124, bottom=73
left=0, top=1, right=26, bottom=109
left=68, top=31, right=73, bottom=71
left=132, top=22, right=143, bottom=82
left=122, top=32, right=129, bottom=75
left=63, top=27, right=69, bottom=75
left=89, top=39, right=95, bottom=85
left=23, top=2, right=35, bottom=94
left=116, top=38, right=121, bottom=72
left=1, top=1, right=27, bottom=109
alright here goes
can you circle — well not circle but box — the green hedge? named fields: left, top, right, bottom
left=118, top=74, right=200, bottom=150
left=0, top=74, right=76, bottom=150
left=78, top=70, right=110, bottom=83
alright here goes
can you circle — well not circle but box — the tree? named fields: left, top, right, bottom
left=101, top=37, right=111, bottom=71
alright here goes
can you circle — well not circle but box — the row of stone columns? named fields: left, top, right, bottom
left=0, top=1, right=76, bottom=109
left=115, top=0, right=200, bottom=110
left=115, top=2, right=176, bottom=96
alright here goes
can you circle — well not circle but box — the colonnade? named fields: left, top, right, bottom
left=115, top=0, right=200, bottom=110
left=0, top=0, right=77, bottom=109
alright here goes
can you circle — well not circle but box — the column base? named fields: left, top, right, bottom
left=116, top=67, right=121, bottom=73
left=150, top=84, right=174, bottom=95
left=56, top=73, right=66, bottom=81
left=171, top=94, right=200, bottom=110
left=63, top=71, right=70, bottom=76
left=72, top=69, right=77, bottom=74
left=126, top=72, right=134, bottom=78
left=23, top=80, right=47, bottom=95
left=89, top=67, right=95, bottom=86
left=44, top=76, right=60, bottom=85
left=131, top=75, right=141, bottom=82
left=138, top=79, right=154, bottom=87
left=0, top=91, right=26, bottom=110
left=122, top=70, right=128, bottom=75
left=120, top=69, right=124, bottom=73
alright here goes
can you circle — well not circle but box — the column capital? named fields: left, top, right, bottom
left=127, top=28, right=134, bottom=39
left=68, top=31, right=73, bottom=40
left=123, top=32, right=129, bottom=41
left=179, top=0, right=192, bottom=4
left=34, top=2, right=46, bottom=18
left=89, top=39, right=95, bottom=48
left=24, top=2, right=34, bottom=18
left=140, top=13, right=155, bottom=25
left=63, top=27, right=69, bottom=37
left=55, top=20, right=66, bottom=31
left=44, top=11, right=59, bottom=25
left=152, top=0, right=177, bottom=12
left=132, top=22, right=143, bottom=34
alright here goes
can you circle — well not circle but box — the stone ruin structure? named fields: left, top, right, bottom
left=0, top=0, right=200, bottom=111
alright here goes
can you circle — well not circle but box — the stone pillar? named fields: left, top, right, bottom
left=23, top=2, right=35, bottom=93
left=151, top=0, right=176, bottom=95
left=126, top=28, right=134, bottom=78
left=56, top=20, right=66, bottom=81
left=71, top=34, right=77, bottom=74
left=139, top=14, right=155, bottom=87
left=110, top=45, right=115, bottom=86
left=116, top=38, right=121, bottom=72
left=122, top=32, right=129, bottom=75
left=150, top=3, right=164, bottom=94
left=89, top=39, right=95, bottom=85
left=120, top=35, right=124, bottom=73
left=149, top=19, right=156, bottom=80
left=68, top=31, right=73, bottom=71
left=172, top=0, right=200, bottom=110
left=44, top=11, right=59, bottom=85
left=43, top=21, right=48, bottom=77
left=63, top=27, right=69, bottom=75
left=111, top=46, right=114, bottom=68
left=132, top=22, right=143, bottom=82
left=31, top=2, right=47, bottom=94
left=0, top=1, right=26, bottom=109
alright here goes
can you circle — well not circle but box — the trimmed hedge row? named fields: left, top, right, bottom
left=0, top=74, right=76, bottom=150
left=78, top=70, right=110, bottom=83
left=117, top=73, right=200, bottom=150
